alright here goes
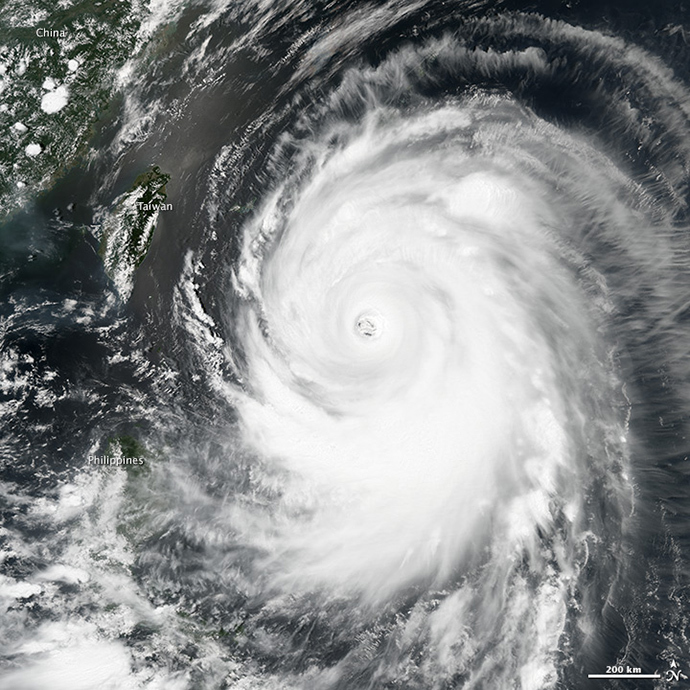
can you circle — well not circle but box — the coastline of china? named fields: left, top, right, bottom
left=87, top=455, right=145, bottom=467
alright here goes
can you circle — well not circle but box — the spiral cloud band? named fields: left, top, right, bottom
left=171, top=10, right=688, bottom=690
left=229, top=90, right=631, bottom=605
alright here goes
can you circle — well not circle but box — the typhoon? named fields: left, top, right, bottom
left=232, top=96, right=622, bottom=602
left=1, top=2, right=689, bottom=690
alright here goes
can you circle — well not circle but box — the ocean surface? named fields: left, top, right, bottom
left=1, top=1, right=689, bottom=688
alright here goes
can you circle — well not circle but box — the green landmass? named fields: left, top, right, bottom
left=106, top=433, right=151, bottom=478
left=98, top=165, right=170, bottom=297
left=0, top=0, right=144, bottom=217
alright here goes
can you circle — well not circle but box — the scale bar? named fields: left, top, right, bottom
left=588, top=674, right=661, bottom=679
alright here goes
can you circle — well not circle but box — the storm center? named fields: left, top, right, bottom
left=356, top=314, right=380, bottom=338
